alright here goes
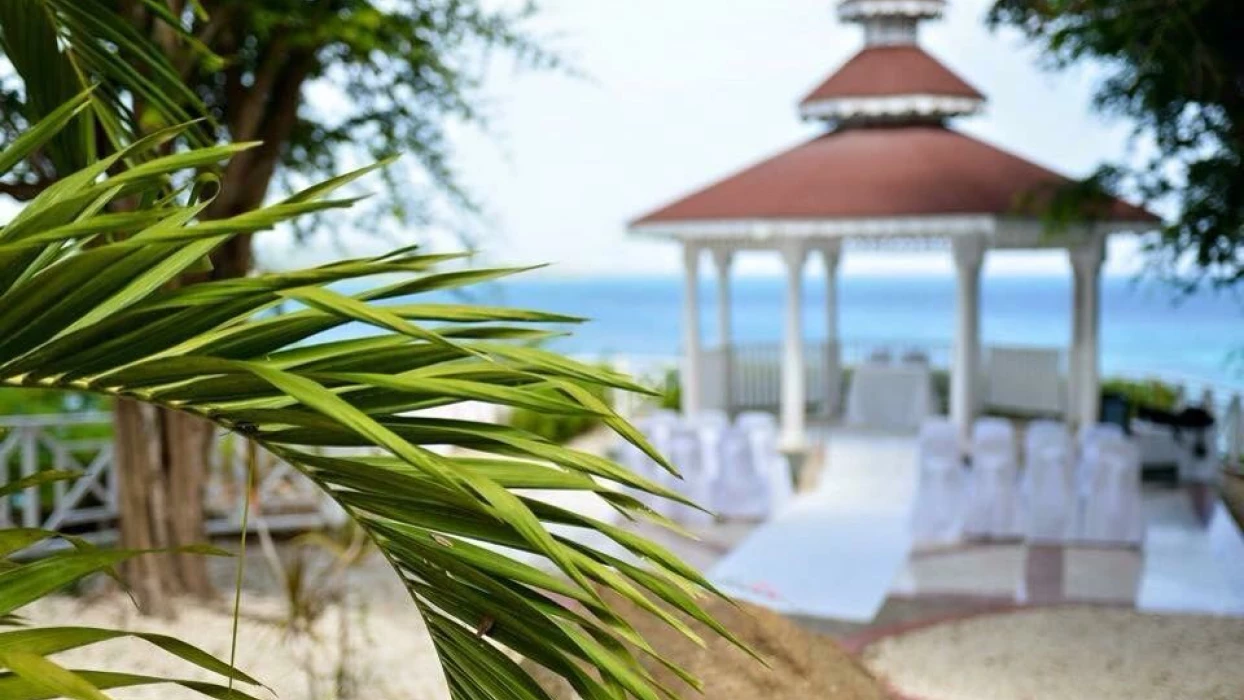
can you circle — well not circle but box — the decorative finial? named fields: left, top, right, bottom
left=838, top=0, right=947, bottom=46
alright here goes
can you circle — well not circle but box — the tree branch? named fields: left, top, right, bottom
left=0, top=180, right=52, bottom=201
left=227, top=34, right=290, bottom=142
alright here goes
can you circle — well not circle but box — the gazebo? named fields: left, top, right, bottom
left=629, top=0, right=1157, bottom=450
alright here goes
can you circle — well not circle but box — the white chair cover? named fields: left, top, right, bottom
left=690, top=410, right=729, bottom=491
left=643, top=411, right=681, bottom=454
left=1079, top=434, right=1144, bottom=545
left=1077, top=423, right=1127, bottom=493
left=663, top=424, right=715, bottom=526
left=901, top=349, right=930, bottom=366
left=624, top=411, right=682, bottom=511
left=692, top=409, right=729, bottom=429
left=964, top=418, right=1020, bottom=539
left=1021, top=421, right=1076, bottom=542
left=710, top=426, right=771, bottom=520
left=911, top=418, right=966, bottom=545
left=750, top=425, right=795, bottom=514
left=618, top=416, right=664, bottom=511
left=867, top=348, right=893, bottom=364
left=736, top=411, right=778, bottom=433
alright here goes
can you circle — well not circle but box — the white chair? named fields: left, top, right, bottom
left=867, top=348, right=893, bottom=364
left=690, top=410, right=729, bottom=492
left=643, top=410, right=681, bottom=453
left=747, top=421, right=795, bottom=515
left=964, top=418, right=1021, bottom=539
left=1021, top=421, right=1076, bottom=542
left=663, top=423, right=715, bottom=526
left=1079, top=434, right=1143, bottom=545
left=736, top=411, right=778, bottom=433
left=911, top=418, right=966, bottom=545
left=710, top=426, right=771, bottom=520
left=1077, top=423, right=1127, bottom=493
left=720, top=412, right=792, bottom=517
left=901, top=349, right=930, bottom=366
left=622, top=411, right=682, bottom=510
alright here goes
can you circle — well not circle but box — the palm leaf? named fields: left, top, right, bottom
left=0, top=106, right=743, bottom=698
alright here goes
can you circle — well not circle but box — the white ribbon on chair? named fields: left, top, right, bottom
left=911, top=418, right=965, bottom=545
left=1079, top=433, right=1144, bottom=545
left=663, top=423, right=715, bottom=526
left=711, top=426, right=771, bottom=520
left=964, top=418, right=1020, bottom=539
left=1022, top=421, right=1076, bottom=543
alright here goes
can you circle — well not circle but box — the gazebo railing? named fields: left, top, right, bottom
left=699, top=340, right=1244, bottom=464
left=704, top=339, right=954, bottom=414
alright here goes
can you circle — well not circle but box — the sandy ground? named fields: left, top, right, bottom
left=523, top=590, right=888, bottom=700
left=864, top=606, right=1244, bottom=700
left=22, top=591, right=451, bottom=700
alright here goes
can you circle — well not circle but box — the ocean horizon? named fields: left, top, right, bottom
left=425, top=272, right=1244, bottom=391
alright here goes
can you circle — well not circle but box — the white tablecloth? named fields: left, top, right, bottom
left=845, top=364, right=935, bottom=431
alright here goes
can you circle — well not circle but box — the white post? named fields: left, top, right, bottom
left=780, top=241, right=808, bottom=450
left=821, top=243, right=843, bottom=418
left=711, top=248, right=734, bottom=412
left=1227, top=394, right=1242, bottom=467
left=1070, top=237, right=1104, bottom=428
left=681, top=243, right=702, bottom=416
left=951, top=236, right=984, bottom=439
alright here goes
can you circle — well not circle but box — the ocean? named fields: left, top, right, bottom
left=439, top=274, right=1244, bottom=391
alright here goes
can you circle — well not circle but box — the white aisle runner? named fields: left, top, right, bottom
left=709, top=432, right=917, bottom=622
left=1138, top=504, right=1244, bottom=616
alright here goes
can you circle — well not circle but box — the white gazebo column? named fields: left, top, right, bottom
left=681, top=243, right=703, bottom=416
left=820, top=243, right=843, bottom=417
left=1070, top=236, right=1105, bottom=428
left=780, top=241, right=808, bottom=450
left=951, top=236, right=985, bottom=438
left=711, top=248, right=734, bottom=411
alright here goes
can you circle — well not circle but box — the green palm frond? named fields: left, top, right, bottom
left=0, top=101, right=746, bottom=699
left=0, top=0, right=213, bottom=178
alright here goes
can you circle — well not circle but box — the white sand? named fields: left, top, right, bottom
left=22, top=592, right=451, bottom=700
left=864, top=606, right=1244, bottom=700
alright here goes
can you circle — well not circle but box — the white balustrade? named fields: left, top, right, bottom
left=0, top=413, right=334, bottom=551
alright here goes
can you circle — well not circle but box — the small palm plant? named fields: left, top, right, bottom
left=0, top=94, right=747, bottom=699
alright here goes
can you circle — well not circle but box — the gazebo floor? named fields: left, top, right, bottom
left=626, top=427, right=1242, bottom=632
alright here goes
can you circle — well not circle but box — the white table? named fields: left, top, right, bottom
left=845, top=363, right=935, bottom=431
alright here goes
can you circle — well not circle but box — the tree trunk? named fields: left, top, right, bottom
left=112, top=46, right=314, bottom=617
left=116, top=399, right=216, bottom=616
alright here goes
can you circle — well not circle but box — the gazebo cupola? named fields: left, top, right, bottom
left=799, top=0, right=984, bottom=124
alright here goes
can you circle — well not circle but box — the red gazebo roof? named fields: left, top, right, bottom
left=801, top=46, right=983, bottom=105
left=632, top=125, right=1156, bottom=227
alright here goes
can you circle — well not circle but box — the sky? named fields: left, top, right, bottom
left=279, top=2, right=1151, bottom=278
left=355, top=0, right=1149, bottom=279
left=0, top=1, right=1156, bottom=279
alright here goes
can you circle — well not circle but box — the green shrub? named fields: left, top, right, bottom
left=658, top=368, right=681, bottom=411
left=507, top=375, right=614, bottom=444
left=1101, top=377, right=1180, bottom=415
left=929, top=368, right=949, bottom=414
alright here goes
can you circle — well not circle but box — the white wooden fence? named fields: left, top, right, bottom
left=0, top=413, right=332, bottom=545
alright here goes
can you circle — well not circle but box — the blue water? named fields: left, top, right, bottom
left=442, top=274, right=1244, bottom=388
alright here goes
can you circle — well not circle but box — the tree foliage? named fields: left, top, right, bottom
left=988, top=0, right=1244, bottom=290
left=0, top=94, right=743, bottom=699
left=0, top=0, right=554, bottom=266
